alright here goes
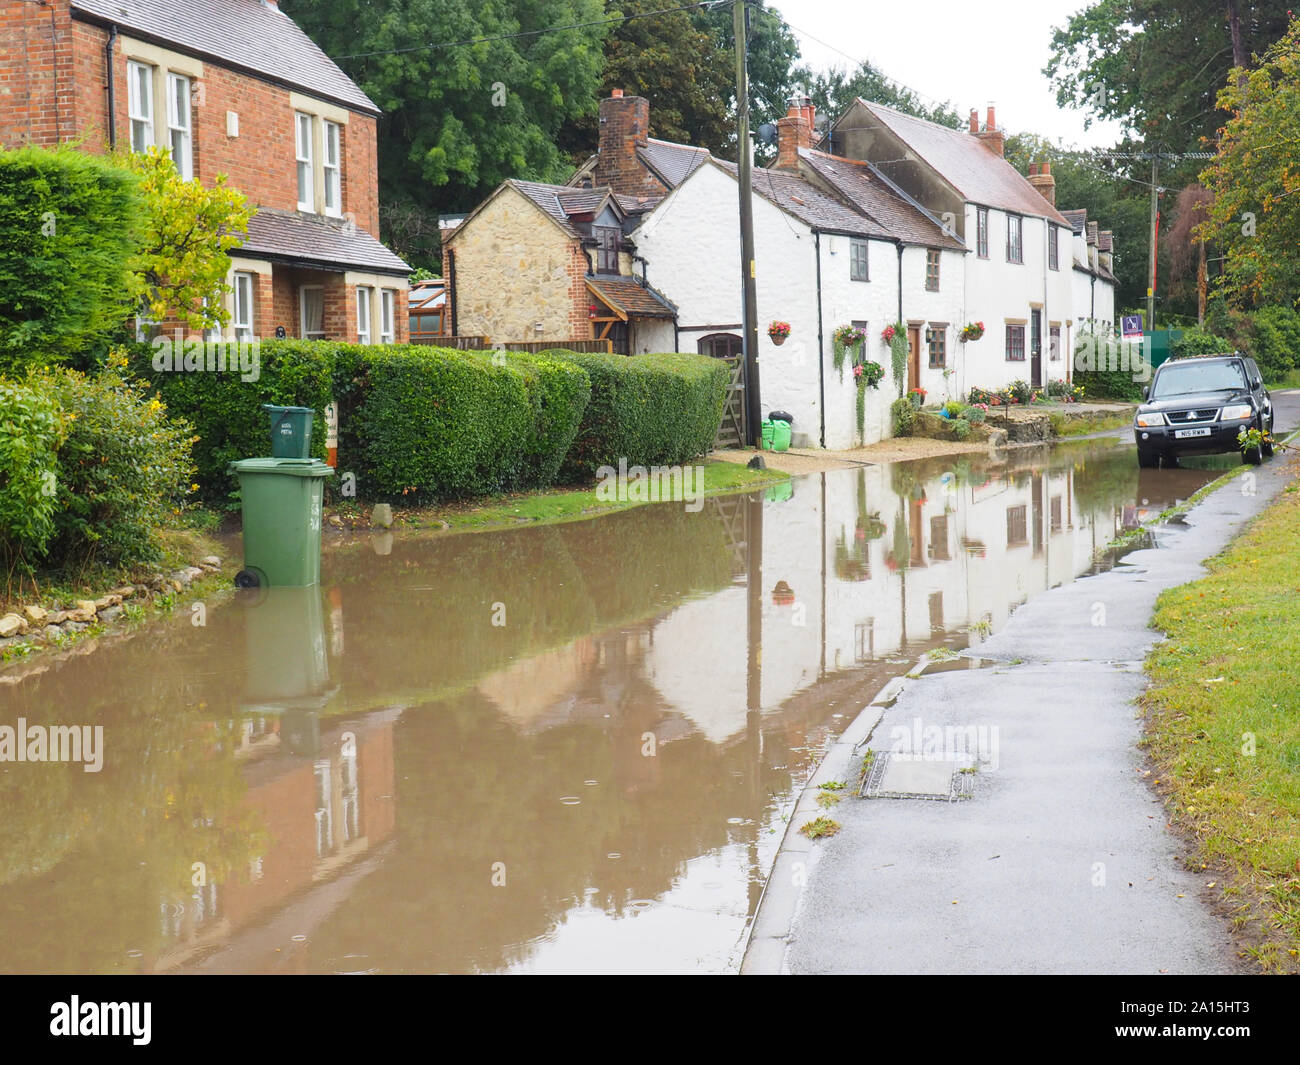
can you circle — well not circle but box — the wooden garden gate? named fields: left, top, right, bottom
left=714, top=357, right=746, bottom=449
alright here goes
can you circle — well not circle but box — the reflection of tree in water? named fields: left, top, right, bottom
left=0, top=609, right=273, bottom=973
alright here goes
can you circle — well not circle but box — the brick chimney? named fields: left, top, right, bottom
left=975, top=104, right=1004, bottom=157
left=969, top=109, right=979, bottom=134
left=775, top=95, right=815, bottom=170
left=1027, top=159, right=1056, bottom=206
left=595, top=89, right=657, bottom=196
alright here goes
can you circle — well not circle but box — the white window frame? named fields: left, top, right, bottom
left=356, top=285, right=372, bottom=344
left=233, top=272, right=254, bottom=341
left=295, top=112, right=315, bottom=212
left=166, top=72, right=192, bottom=179
left=128, top=60, right=154, bottom=154
left=380, top=289, right=396, bottom=343
left=323, top=120, right=342, bottom=217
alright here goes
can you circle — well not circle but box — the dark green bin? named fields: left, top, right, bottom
left=229, top=458, right=333, bottom=587
left=264, top=404, right=316, bottom=459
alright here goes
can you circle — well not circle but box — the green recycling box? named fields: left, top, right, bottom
left=771, top=419, right=792, bottom=452
left=264, top=404, right=316, bottom=459
left=229, top=458, right=333, bottom=587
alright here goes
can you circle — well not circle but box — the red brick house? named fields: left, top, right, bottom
left=0, top=0, right=409, bottom=343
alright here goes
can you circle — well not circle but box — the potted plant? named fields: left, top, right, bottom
left=832, top=324, right=865, bottom=376
left=768, top=320, right=791, bottom=346
left=854, top=359, right=886, bottom=438
left=908, top=386, right=927, bottom=409
left=960, top=321, right=985, bottom=342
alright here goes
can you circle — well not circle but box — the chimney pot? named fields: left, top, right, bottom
left=969, top=109, right=979, bottom=134
left=986, top=104, right=996, bottom=130
left=611, top=88, right=623, bottom=98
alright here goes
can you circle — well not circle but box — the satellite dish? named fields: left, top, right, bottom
left=756, top=122, right=777, bottom=146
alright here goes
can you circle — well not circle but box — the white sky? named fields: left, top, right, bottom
left=766, top=0, right=1127, bottom=148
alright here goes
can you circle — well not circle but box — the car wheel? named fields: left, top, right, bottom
left=1242, top=438, right=1264, bottom=465
left=1263, top=419, right=1275, bottom=457
left=1137, top=448, right=1161, bottom=469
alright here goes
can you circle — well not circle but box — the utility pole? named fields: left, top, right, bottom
left=734, top=0, right=761, bottom=446
left=1147, top=155, right=1159, bottom=331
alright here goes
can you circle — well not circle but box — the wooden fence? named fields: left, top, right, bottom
left=407, top=337, right=613, bottom=354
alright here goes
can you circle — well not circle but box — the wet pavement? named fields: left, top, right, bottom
left=0, top=420, right=1284, bottom=974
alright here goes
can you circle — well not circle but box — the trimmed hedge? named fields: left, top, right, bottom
left=547, top=350, right=729, bottom=480
left=135, top=342, right=724, bottom=502
left=0, top=146, right=140, bottom=373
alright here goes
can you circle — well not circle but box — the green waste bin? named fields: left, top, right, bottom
left=771, top=419, right=792, bottom=452
left=760, top=419, right=775, bottom=450
left=229, top=458, right=334, bottom=587
left=264, top=404, right=316, bottom=459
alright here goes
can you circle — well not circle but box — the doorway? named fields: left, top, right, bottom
left=1030, top=309, right=1042, bottom=387
left=907, top=325, right=921, bottom=393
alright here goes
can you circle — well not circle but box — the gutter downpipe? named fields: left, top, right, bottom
left=896, top=242, right=904, bottom=324
left=814, top=229, right=826, bottom=448
left=105, top=24, right=118, bottom=149
left=447, top=248, right=459, bottom=337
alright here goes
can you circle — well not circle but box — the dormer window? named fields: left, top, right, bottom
left=594, top=225, right=620, bottom=273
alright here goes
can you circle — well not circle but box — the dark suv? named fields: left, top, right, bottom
left=1133, top=354, right=1274, bottom=467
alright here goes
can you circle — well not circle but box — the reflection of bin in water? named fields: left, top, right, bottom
left=242, top=586, right=330, bottom=701
left=242, top=585, right=332, bottom=758
left=229, top=458, right=333, bottom=587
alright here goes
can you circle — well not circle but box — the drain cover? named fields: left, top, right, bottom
left=860, top=752, right=975, bottom=801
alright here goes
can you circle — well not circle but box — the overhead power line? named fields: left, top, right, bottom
left=337, top=0, right=733, bottom=60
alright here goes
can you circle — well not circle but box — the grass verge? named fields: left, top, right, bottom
left=331, top=459, right=788, bottom=535
left=1141, top=472, right=1300, bottom=972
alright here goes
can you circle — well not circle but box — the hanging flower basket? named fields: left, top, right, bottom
left=768, top=320, right=791, bottom=345
left=881, top=323, right=898, bottom=344
left=960, top=321, right=985, bottom=342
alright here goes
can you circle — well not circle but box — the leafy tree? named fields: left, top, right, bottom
left=282, top=0, right=611, bottom=270
left=122, top=147, right=254, bottom=331
left=1044, top=0, right=1293, bottom=144
left=1199, top=20, right=1300, bottom=306
left=803, top=63, right=964, bottom=131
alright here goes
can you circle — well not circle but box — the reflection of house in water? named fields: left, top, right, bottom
left=152, top=708, right=398, bottom=972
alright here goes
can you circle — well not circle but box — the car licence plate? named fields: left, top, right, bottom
left=1174, top=427, right=1212, bottom=438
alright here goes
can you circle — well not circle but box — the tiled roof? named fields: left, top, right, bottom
left=799, top=150, right=964, bottom=250
left=511, top=180, right=624, bottom=237
left=713, top=160, right=881, bottom=237
left=857, top=101, right=1072, bottom=226
left=239, top=207, right=409, bottom=274
left=615, top=193, right=663, bottom=214
left=1097, top=230, right=1113, bottom=251
left=638, top=139, right=710, bottom=188
left=587, top=276, right=676, bottom=318
left=73, top=0, right=378, bottom=113
left=1059, top=208, right=1088, bottom=234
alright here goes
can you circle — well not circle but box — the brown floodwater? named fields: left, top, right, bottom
left=0, top=440, right=1229, bottom=974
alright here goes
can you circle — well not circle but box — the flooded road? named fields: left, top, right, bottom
left=0, top=438, right=1234, bottom=974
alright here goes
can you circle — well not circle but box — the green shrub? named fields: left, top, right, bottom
left=38, top=359, right=196, bottom=568
left=942, top=400, right=964, bottom=418
left=548, top=351, right=728, bottom=479
left=891, top=397, right=915, bottom=436
left=962, top=405, right=987, bottom=424
left=496, top=351, right=591, bottom=487
left=1245, top=306, right=1300, bottom=381
left=0, top=379, right=66, bottom=567
left=952, top=418, right=972, bottom=441
left=1170, top=327, right=1232, bottom=359
left=354, top=345, right=533, bottom=499
left=0, top=146, right=140, bottom=373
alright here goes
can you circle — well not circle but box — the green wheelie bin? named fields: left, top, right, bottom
left=263, top=404, right=316, bottom=459
left=229, top=457, right=334, bottom=587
